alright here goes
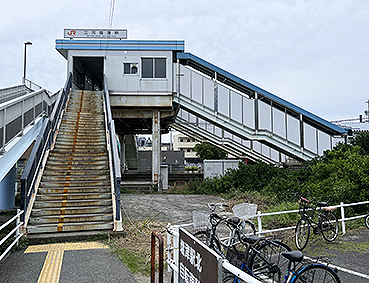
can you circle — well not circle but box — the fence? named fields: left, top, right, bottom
left=0, top=209, right=23, bottom=262
left=166, top=199, right=368, bottom=282
left=254, top=200, right=369, bottom=235
left=166, top=224, right=262, bottom=283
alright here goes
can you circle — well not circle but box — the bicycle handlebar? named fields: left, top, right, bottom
left=207, top=203, right=229, bottom=212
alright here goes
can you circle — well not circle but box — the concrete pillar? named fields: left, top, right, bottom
left=152, top=109, right=161, bottom=191
left=0, top=165, right=16, bottom=210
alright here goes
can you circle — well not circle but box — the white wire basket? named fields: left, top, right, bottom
left=232, top=203, right=257, bottom=220
left=192, top=211, right=210, bottom=230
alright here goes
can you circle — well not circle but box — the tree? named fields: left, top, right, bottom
left=349, top=132, right=369, bottom=156
left=193, top=142, right=227, bottom=161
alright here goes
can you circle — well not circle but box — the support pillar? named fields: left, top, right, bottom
left=152, top=110, right=161, bottom=191
left=0, top=165, right=16, bottom=210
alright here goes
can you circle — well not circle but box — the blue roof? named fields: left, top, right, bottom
left=56, top=39, right=185, bottom=58
left=176, top=52, right=346, bottom=135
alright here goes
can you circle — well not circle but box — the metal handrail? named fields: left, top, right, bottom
left=0, top=209, right=23, bottom=262
left=102, top=75, right=122, bottom=229
left=20, top=73, right=72, bottom=221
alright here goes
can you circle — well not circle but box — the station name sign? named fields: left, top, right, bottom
left=179, top=228, right=219, bottom=283
left=64, top=29, right=128, bottom=39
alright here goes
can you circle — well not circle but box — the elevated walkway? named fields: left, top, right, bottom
left=174, top=52, right=346, bottom=163
left=25, top=90, right=114, bottom=234
left=0, top=84, right=57, bottom=210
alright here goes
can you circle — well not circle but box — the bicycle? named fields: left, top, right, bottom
left=193, top=203, right=291, bottom=283
left=365, top=213, right=369, bottom=230
left=292, top=193, right=339, bottom=251
left=224, top=250, right=341, bottom=283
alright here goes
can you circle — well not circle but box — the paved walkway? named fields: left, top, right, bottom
left=0, top=242, right=136, bottom=283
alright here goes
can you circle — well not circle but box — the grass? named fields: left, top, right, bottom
left=109, top=218, right=168, bottom=277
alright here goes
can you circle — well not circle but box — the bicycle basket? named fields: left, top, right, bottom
left=225, top=244, right=248, bottom=267
left=192, top=211, right=210, bottom=230
left=299, top=203, right=315, bottom=218
left=232, top=203, right=257, bottom=220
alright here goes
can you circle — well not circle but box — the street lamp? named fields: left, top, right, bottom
left=23, top=41, right=32, bottom=83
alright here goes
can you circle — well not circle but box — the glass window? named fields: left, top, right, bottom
left=155, top=58, right=166, bottom=78
left=142, top=58, right=153, bottom=78
left=124, top=63, right=138, bottom=75
left=141, top=58, right=166, bottom=78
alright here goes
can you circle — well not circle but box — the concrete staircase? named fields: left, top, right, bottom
left=26, top=90, right=114, bottom=234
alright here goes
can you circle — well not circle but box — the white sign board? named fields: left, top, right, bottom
left=64, top=29, right=127, bottom=39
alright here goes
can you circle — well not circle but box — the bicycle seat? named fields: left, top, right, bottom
left=321, top=206, right=337, bottom=211
left=317, top=202, right=327, bottom=207
left=241, top=235, right=260, bottom=245
left=282, top=251, right=303, bottom=263
left=229, top=217, right=241, bottom=225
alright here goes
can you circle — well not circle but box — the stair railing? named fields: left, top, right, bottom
left=102, top=75, right=123, bottom=231
left=20, top=73, right=72, bottom=222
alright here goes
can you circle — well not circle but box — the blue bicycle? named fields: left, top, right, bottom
left=223, top=250, right=341, bottom=283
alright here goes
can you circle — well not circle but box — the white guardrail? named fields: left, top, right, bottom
left=254, top=200, right=369, bottom=235
left=0, top=209, right=24, bottom=262
left=166, top=200, right=368, bottom=283
left=166, top=224, right=262, bottom=283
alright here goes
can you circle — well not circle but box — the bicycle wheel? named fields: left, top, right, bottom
left=292, top=263, right=341, bottom=283
left=320, top=212, right=338, bottom=242
left=365, top=214, right=369, bottom=230
left=193, top=230, right=223, bottom=255
left=295, top=217, right=310, bottom=250
left=248, top=240, right=292, bottom=283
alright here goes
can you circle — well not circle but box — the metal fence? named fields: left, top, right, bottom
left=254, top=200, right=369, bottom=235
left=166, top=224, right=262, bottom=283
left=166, top=199, right=368, bottom=282
left=102, top=75, right=123, bottom=231
left=20, top=74, right=72, bottom=222
left=0, top=209, right=23, bottom=262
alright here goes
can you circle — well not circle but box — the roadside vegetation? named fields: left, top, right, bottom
left=115, top=133, right=369, bottom=278
left=174, top=132, right=369, bottom=229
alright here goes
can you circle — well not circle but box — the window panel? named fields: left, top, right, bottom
left=142, top=58, right=153, bottom=78
left=155, top=58, right=166, bottom=78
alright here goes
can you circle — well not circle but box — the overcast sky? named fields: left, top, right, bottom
left=1, top=0, right=368, bottom=122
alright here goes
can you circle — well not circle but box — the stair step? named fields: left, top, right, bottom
left=46, top=160, right=108, bottom=166
left=36, top=192, right=111, bottom=201
left=33, top=199, right=112, bottom=208
left=40, top=180, right=110, bottom=188
left=52, top=145, right=107, bottom=152
left=29, top=214, right=113, bottom=224
left=44, top=165, right=109, bottom=171
left=27, top=221, right=114, bottom=234
left=41, top=179, right=110, bottom=186
left=55, top=136, right=106, bottom=142
left=31, top=206, right=113, bottom=216
left=42, top=170, right=110, bottom=176
left=47, top=154, right=108, bottom=162
left=38, top=187, right=111, bottom=195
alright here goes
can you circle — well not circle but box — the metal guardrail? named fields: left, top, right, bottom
left=166, top=200, right=369, bottom=282
left=22, top=77, right=43, bottom=91
left=166, top=224, right=261, bottom=283
left=102, top=75, right=122, bottom=230
left=254, top=200, right=369, bottom=235
left=0, top=209, right=24, bottom=262
left=20, top=73, right=72, bottom=221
